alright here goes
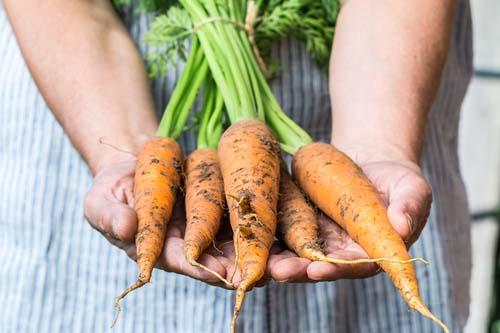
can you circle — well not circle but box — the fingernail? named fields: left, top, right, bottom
left=111, top=218, right=121, bottom=240
left=405, top=213, right=415, bottom=238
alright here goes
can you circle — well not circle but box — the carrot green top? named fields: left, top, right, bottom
left=156, top=38, right=208, bottom=139
left=178, top=0, right=313, bottom=154
left=196, top=78, right=224, bottom=149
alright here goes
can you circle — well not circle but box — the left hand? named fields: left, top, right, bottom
left=265, top=158, right=432, bottom=283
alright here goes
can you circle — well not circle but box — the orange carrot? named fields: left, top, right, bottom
left=112, top=137, right=183, bottom=326
left=292, top=142, right=448, bottom=333
left=277, top=165, right=323, bottom=258
left=183, top=147, right=231, bottom=286
left=278, top=164, right=427, bottom=266
left=218, top=120, right=280, bottom=333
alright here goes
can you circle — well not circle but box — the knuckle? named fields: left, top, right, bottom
left=83, top=190, right=95, bottom=215
left=94, top=209, right=113, bottom=234
left=417, top=177, right=432, bottom=199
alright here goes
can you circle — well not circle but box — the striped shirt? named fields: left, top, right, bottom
left=0, top=1, right=472, bottom=332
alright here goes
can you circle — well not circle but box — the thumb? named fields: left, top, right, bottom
left=387, top=202, right=415, bottom=242
left=387, top=179, right=432, bottom=244
left=84, top=190, right=137, bottom=243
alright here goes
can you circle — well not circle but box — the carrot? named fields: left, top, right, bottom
left=180, top=74, right=233, bottom=286
left=292, top=142, right=448, bottom=333
left=110, top=40, right=205, bottom=327
left=277, top=165, right=323, bottom=259
left=112, top=137, right=183, bottom=326
left=218, top=120, right=280, bottom=333
left=278, top=164, right=427, bottom=266
left=183, top=148, right=231, bottom=286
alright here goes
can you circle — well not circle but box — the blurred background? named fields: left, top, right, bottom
left=460, top=1, right=500, bottom=332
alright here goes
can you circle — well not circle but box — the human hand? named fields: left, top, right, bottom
left=83, top=151, right=431, bottom=287
left=83, top=160, right=237, bottom=289
left=266, top=157, right=432, bottom=283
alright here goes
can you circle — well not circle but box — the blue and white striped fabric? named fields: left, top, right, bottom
left=0, top=1, right=472, bottom=332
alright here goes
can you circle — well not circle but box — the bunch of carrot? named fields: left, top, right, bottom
left=111, top=1, right=449, bottom=333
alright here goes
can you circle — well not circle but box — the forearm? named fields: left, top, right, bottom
left=4, top=0, right=157, bottom=174
left=329, top=0, right=456, bottom=164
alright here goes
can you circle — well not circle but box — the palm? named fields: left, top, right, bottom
left=84, top=161, right=236, bottom=288
left=85, top=159, right=431, bottom=287
left=266, top=160, right=431, bottom=282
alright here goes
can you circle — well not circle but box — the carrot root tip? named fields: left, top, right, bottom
left=230, top=227, right=241, bottom=284
left=231, top=287, right=248, bottom=333
left=212, top=240, right=224, bottom=255
left=320, top=256, right=430, bottom=266
left=110, top=279, right=148, bottom=328
left=411, top=304, right=450, bottom=333
left=188, top=259, right=234, bottom=288
left=303, top=248, right=429, bottom=266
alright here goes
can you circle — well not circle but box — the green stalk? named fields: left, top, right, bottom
left=196, top=80, right=216, bottom=149
left=183, top=2, right=241, bottom=121
left=197, top=78, right=223, bottom=149
left=230, top=1, right=313, bottom=151
left=181, top=0, right=258, bottom=122
left=204, top=1, right=257, bottom=118
left=207, top=88, right=224, bottom=148
left=226, top=1, right=265, bottom=120
left=169, top=57, right=208, bottom=139
left=156, top=38, right=201, bottom=138
left=177, top=0, right=313, bottom=153
left=170, top=42, right=206, bottom=128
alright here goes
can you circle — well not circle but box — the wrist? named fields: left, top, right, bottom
left=330, top=137, right=422, bottom=166
left=87, top=133, right=152, bottom=176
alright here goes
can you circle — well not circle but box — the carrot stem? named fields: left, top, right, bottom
left=197, top=78, right=224, bottom=149
left=155, top=37, right=209, bottom=140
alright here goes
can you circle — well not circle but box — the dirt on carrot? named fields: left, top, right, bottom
left=292, top=142, right=448, bottom=333
left=183, top=147, right=231, bottom=286
left=112, top=137, right=183, bottom=326
left=217, top=120, right=280, bottom=333
left=278, top=164, right=425, bottom=266
left=277, top=164, right=323, bottom=258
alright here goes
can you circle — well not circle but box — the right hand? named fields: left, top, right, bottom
left=84, top=160, right=236, bottom=289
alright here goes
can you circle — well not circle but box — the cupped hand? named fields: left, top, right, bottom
left=83, top=160, right=237, bottom=289
left=83, top=156, right=432, bottom=288
left=266, top=159, right=432, bottom=283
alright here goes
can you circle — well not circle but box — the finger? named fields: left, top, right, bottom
left=387, top=178, right=432, bottom=242
left=207, top=240, right=235, bottom=259
left=125, top=187, right=135, bottom=207
left=387, top=202, right=413, bottom=241
left=84, top=190, right=137, bottom=243
left=212, top=254, right=234, bottom=269
left=254, top=276, right=272, bottom=288
left=307, top=256, right=379, bottom=281
left=168, top=198, right=187, bottom=236
left=317, top=212, right=348, bottom=238
left=267, top=250, right=311, bottom=283
left=98, top=234, right=135, bottom=252
left=124, top=243, right=233, bottom=290
left=170, top=198, right=186, bottom=224
left=166, top=224, right=183, bottom=238
left=269, top=242, right=286, bottom=255
left=111, top=177, right=135, bottom=204
left=157, top=237, right=228, bottom=284
left=123, top=243, right=137, bottom=259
